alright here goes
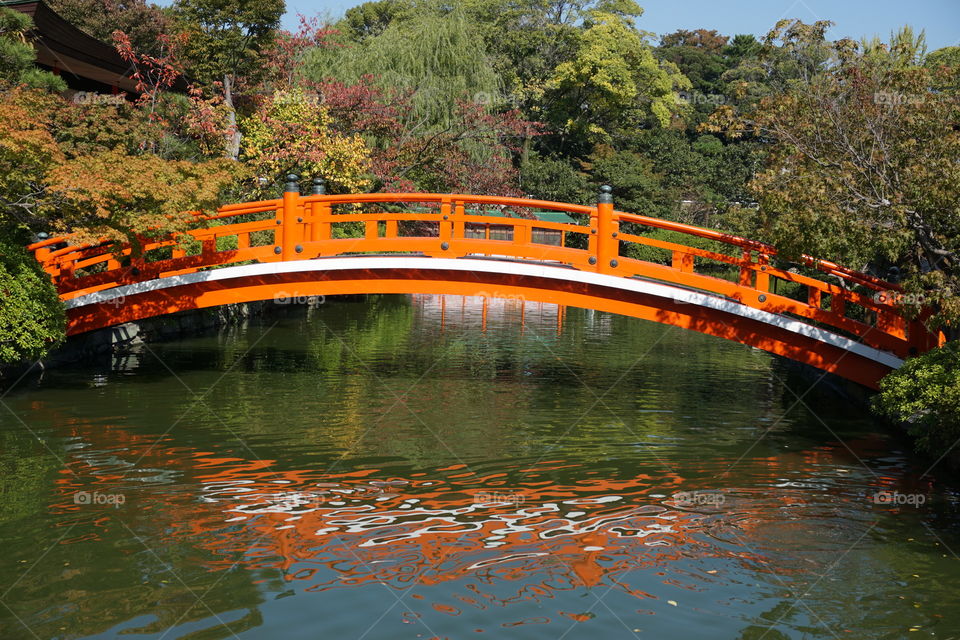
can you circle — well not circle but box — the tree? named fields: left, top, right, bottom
left=657, top=31, right=730, bottom=126
left=0, top=81, right=241, bottom=364
left=724, top=33, right=762, bottom=61
left=926, top=45, right=960, bottom=69
left=544, top=9, right=690, bottom=151
left=304, top=3, right=533, bottom=194
left=1, top=86, right=239, bottom=245
left=712, top=29, right=960, bottom=329
left=457, top=0, right=586, bottom=119
left=660, top=28, right=727, bottom=52
left=240, top=88, right=371, bottom=196
left=926, top=46, right=960, bottom=91
left=583, top=145, right=667, bottom=217
left=47, top=148, right=239, bottom=247
left=308, top=5, right=500, bottom=132
left=259, top=15, right=335, bottom=91
left=340, top=0, right=409, bottom=42
left=0, top=78, right=65, bottom=363
left=519, top=152, right=590, bottom=204
left=658, top=43, right=727, bottom=97
left=47, top=0, right=173, bottom=55
left=370, top=100, right=530, bottom=194
left=714, top=19, right=839, bottom=113
left=860, top=26, right=927, bottom=69
left=175, top=0, right=285, bottom=159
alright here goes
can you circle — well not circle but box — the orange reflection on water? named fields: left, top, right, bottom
left=152, top=456, right=751, bottom=604
left=45, top=417, right=893, bottom=614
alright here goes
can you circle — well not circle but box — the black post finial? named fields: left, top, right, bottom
left=598, top=185, right=613, bottom=204
left=312, top=177, right=326, bottom=195
left=285, top=174, right=301, bottom=193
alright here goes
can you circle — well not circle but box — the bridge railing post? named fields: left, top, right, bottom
left=33, top=245, right=50, bottom=266
left=439, top=196, right=452, bottom=253
left=738, top=250, right=753, bottom=287
left=595, top=185, right=619, bottom=273
left=453, top=200, right=465, bottom=239
left=126, top=234, right=147, bottom=283
left=280, top=174, right=302, bottom=260
left=754, top=253, right=770, bottom=294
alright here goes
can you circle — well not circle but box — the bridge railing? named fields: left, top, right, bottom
left=28, top=176, right=942, bottom=357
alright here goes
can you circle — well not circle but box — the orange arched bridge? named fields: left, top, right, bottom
left=28, top=177, right=943, bottom=389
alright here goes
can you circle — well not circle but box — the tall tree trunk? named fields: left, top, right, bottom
left=223, top=74, right=242, bottom=160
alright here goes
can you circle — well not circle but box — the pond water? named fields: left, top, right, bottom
left=1, top=295, right=959, bottom=639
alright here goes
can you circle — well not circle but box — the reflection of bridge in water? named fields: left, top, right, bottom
left=414, top=294, right=567, bottom=335
left=48, top=424, right=788, bottom=608
left=34, top=410, right=909, bottom=638
left=29, top=179, right=943, bottom=388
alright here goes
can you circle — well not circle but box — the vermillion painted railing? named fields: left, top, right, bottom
left=28, top=176, right=943, bottom=365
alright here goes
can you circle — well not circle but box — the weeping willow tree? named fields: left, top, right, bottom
left=306, top=5, right=501, bottom=133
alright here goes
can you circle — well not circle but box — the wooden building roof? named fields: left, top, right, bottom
left=2, top=0, right=187, bottom=94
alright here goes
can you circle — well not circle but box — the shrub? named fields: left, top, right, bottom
left=0, top=231, right=64, bottom=364
left=875, top=342, right=960, bottom=456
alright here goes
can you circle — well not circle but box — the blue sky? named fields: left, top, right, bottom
left=283, top=0, right=959, bottom=50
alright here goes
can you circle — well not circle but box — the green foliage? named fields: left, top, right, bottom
left=927, top=45, right=960, bottom=68
left=616, top=129, right=762, bottom=223
left=0, top=230, right=64, bottom=363
left=0, top=36, right=35, bottom=76
left=545, top=10, right=689, bottom=146
left=622, top=227, right=736, bottom=265
left=519, top=152, right=589, bottom=204
left=175, top=0, right=285, bottom=87
left=656, top=30, right=731, bottom=125
left=47, top=0, right=173, bottom=56
left=586, top=146, right=668, bottom=217
left=876, top=342, right=960, bottom=456
left=725, top=34, right=762, bottom=60
left=926, top=46, right=960, bottom=91
left=340, top=0, right=409, bottom=41
left=309, top=5, right=500, bottom=131
left=692, top=133, right=722, bottom=155
left=860, top=26, right=927, bottom=69
left=734, top=40, right=960, bottom=327
left=456, top=0, right=584, bottom=118
left=0, top=7, right=66, bottom=92
left=714, top=19, right=838, bottom=111
left=0, top=6, right=30, bottom=32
